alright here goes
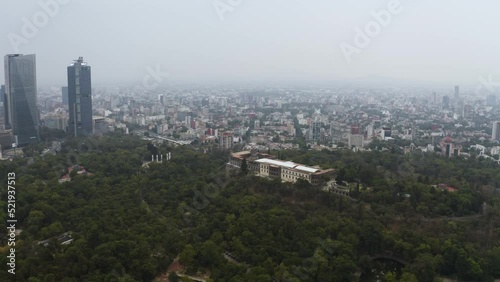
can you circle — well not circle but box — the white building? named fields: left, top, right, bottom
left=348, top=134, right=364, bottom=148
left=492, top=121, right=500, bottom=141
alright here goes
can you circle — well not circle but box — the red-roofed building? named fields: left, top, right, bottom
left=438, top=183, right=458, bottom=192
left=59, top=165, right=93, bottom=183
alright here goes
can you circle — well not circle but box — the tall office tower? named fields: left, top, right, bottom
left=68, top=57, right=93, bottom=137
left=433, top=92, right=437, bottom=104
left=366, top=124, right=374, bottom=139
left=158, top=94, right=165, bottom=106
left=311, top=121, right=321, bottom=141
left=454, top=86, right=460, bottom=99
left=4, top=54, right=40, bottom=145
left=492, top=121, right=500, bottom=141
left=442, top=95, right=450, bottom=110
left=62, top=86, right=69, bottom=107
left=348, top=133, right=364, bottom=148
left=219, top=132, right=233, bottom=149
left=487, top=94, right=497, bottom=106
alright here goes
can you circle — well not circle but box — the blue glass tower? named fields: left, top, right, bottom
left=4, top=54, right=39, bottom=145
left=67, top=57, right=93, bottom=137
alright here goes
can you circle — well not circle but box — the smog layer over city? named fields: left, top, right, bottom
left=0, top=1, right=499, bottom=282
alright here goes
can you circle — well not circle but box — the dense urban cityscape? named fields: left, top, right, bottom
left=1, top=1, right=500, bottom=282
left=0, top=53, right=499, bottom=281
left=1, top=55, right=499, bottom=162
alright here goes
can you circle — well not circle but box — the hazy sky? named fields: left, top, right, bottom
left=1, top=0, right=499, bottom=87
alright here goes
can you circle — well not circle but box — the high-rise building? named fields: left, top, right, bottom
left=44, top=114, right=68, bottom=131
left=454, top=86, right=460, bottom=99
left=442, top=95, right=450, bottom=110
left=366, top=124, right=374, bottom=139
left=62, top=86, right=69, bottom=107
left=381, top=127, right=392, bottom=139
left=4, top=54, right=39, bottom=145
left=492, top=121, right=500, bottom=141
left=158, top=94, right=165, bottom=106
left=311, top=121, right=321, bottom=141
left=219, top=132, right=233, bottom=149
left=441, top=136, right=461, bottom=157
left=487, top=94, right=497, bottom=106
left=348, top=134, right=364, bottom=148
left=67, top=57, right=93, bottom=137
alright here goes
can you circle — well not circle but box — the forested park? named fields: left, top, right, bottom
left=0, top=133, right=499, bottom=281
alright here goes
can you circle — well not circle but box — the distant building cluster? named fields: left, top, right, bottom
left=1, top=53, right=500, bottom=165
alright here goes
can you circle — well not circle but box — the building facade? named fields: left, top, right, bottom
left=44, top=114, right=67, bottom=131
left=219, top=132, right=233, bottom=149
left=62, top=86, right=69, bottom=107
left=310, top=121, right=321, bottom=141
left=229, top=151, right=334, bottom=185
left=4, top=54, right=39, bottom=145
left=68, top=57, right=93, bottom=137
left=348, top=133, right=364, bottom=148
left=442, top=95, right=450, bottom=110
left=493, top=121, right=500, bottom=141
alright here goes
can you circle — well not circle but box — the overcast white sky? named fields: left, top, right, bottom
left=1, top=0, right=499, bottom=87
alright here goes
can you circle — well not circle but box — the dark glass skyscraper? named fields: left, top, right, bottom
left=67, top=57, right=93, bottom=137
left=4, top=54, right=39, bottom=145
left=442, top=95, right=450, bottom=110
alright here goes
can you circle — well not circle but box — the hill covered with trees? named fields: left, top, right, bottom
left=0, top=133, right=499, bottom=281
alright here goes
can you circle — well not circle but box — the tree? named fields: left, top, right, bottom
left=399, top=272, right=418, bottom=282
left=147, top=143, right=158, bottom=155
left=408, top=253, right=440, bottom=282
left=168, top=272, right=180, bottom=282
left=383, top=271, right=397, bottom=282
left=199, top=240, right=221, bottom=267
left=483, top=247, right=500, bottom=278
left=179, top=244, right=196, bottom=273
left=241, top=158, right=248, bottom=175
left=336, top=168, right=346, bottom=185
